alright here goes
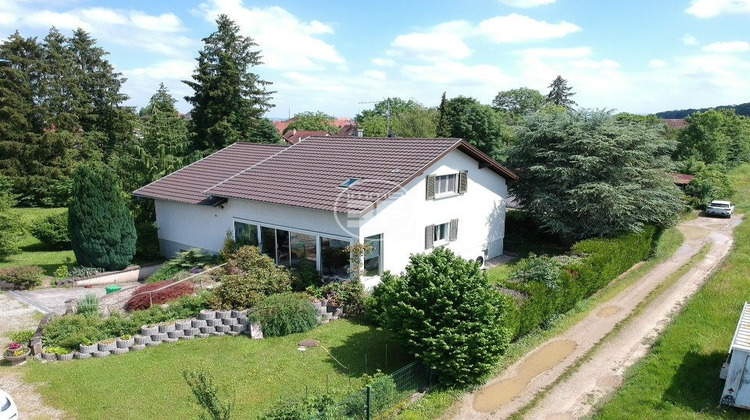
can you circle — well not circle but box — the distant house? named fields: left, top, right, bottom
left=273, top=116, right=358, bottom=139
left=283, top=129, right=330, bottom=144
left=663, top=119, right=688, bottom=130
left=670, top=173, right=696, bottom=188
left=134, top=136, right=517, bottom=286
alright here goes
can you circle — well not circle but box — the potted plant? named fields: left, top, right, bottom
left=116, top=334, right=134, bottom=349
left=79, top=339, right=97, bottom=354
left=3, top=342, right=30, bottom=366
left=98, top=338, right=117, bottom=352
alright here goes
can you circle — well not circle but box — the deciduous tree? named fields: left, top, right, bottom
left=283, top=111, right=338, bottom=134
left=492, top=87, right=545, bottom=116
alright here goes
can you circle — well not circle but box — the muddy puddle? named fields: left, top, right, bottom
left=596, top=305, right=621, bottom=318
left=473, top=339, right=578, bottom=412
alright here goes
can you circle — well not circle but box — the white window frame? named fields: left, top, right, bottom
left=434, top=173, right=458, bottom=197
left=433, top=222, right=450, bottom=245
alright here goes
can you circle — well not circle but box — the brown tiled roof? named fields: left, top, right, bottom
left=664, top=119, right=688, bottom=129
left=133, top=143, right=286, bottom=205
left=670, top=173, right=696, bottom=185
left=205, top=136, right=517, bottom=214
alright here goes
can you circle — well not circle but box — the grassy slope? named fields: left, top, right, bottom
left=593, top=164, right=750, bottom=419
left=397, top=226, right=685, bottom=419
left=22, top=319, right=410, bottom=419
left=0, top=208, right=74, bottom=276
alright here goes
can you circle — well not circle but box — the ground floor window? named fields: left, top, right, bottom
left=364, top=234, right=382, bottom=276
left=321, top=237, right=349, bottom=276
left=236, top=221, right=351, bottom=273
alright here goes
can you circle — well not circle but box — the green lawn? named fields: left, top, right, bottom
left=0, top=207, right=74, bottom=276
left=592, top=164, right=750, bottom=419
left=21, top=319, right=410, bottom=419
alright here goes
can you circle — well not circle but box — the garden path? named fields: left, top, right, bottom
left=0, top=293, right=68, bottom=419
left=450, top=215, right=740, bottom=419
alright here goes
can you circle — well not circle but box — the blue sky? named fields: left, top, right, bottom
left=1, top=0, right=749, bottom=119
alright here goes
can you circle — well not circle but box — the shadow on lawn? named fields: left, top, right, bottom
left=662, top=349, right=739, bottom=414
left=326, top=318, right=411, bottom=378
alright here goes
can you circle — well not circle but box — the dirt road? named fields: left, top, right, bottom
left=452, top=215, right=740, bottom=419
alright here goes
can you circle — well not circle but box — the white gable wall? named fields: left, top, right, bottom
left=358, top=148, right=508, bottom=275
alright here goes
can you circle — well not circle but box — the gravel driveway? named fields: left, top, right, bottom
left=451, top=215, right=740, bottom=419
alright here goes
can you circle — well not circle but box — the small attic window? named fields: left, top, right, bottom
left=340, top=178, right=360, bottom=188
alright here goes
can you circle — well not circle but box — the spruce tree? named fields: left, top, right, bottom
left=184, top=14, right=275, bottom=152
left=546, top=75, right=577, bottom=110
left=68, top=163, right=136, bottom=270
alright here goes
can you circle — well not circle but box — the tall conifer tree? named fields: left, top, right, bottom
left=184, top=14, right=274, bottom=152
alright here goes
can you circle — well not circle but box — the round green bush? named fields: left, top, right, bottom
left=251, top=292, right=318, bottom=337
left=29, top=211, right=71, bottom=249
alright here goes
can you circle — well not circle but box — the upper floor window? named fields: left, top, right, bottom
left=426, top=171, right=468, bottom=200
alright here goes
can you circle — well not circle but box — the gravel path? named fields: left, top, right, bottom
left=0, top=293, right=69, bottom=419
left=450, top=215, right=740, bottom=419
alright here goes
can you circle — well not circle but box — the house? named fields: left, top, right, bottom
left=283, top=129, right=330, bottom=144
left=134, top=136, right=517, bottom=286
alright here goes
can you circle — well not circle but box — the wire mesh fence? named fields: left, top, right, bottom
left=312, top=361, right=433, bottom=420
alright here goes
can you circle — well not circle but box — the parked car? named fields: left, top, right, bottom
left=0, top=389, right=18, bottom=420
left=705, top=200, right=735, bottom=218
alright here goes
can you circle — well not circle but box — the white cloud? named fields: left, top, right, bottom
left=478, top=14, right=581, bottom=43
left=682, top=34, right=698, bottom=46
left=497, top=0, right=556, bottom=7
left=570, top=58, right=620, bottom=69
left=391, top=32, right=472, bottom=60
left=129, top=11, right=184, bottom=33
left=516, top=46, right=591, bottom=58
left=401, top=61, right=512, bottom=86
left=649, top=59, right=669, bottom=68
left=23, top=10, right=90, bottom=30
left=363, top=70, right=386, bottom=80
left=702, top=41, right=750, bottom=53
left=197, top=0, right=345, bottom=70
left=80, top=8, right=127, bottom=26
left=686, top=0, right=750, bottom=18
left=371, top=58, right=396, bottom=67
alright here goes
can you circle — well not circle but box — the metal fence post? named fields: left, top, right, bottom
left=366, top=385, right=372, bottom=420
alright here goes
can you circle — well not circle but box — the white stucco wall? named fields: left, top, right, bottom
left=358, top=149, right=508, bottom=275
left=154, top=198, right=355, bottom=258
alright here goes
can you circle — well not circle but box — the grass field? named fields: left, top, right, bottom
left=0, top=207, right=74, bottom=276
left=592, top=164, right=750, bottom=419
left=22, top=319, right=410, bottom=419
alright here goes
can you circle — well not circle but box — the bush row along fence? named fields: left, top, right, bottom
left=502, top=225, right=660, bottom=339
left=309, top=361, right=434, bottom=420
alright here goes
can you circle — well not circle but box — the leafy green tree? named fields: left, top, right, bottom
left=0, top=190, right=25, bottom=260
left=68, top=163, right=136, bottom=270
left=355, top=97, right=420, bottom=123
left=546, top=75, right=577, bottom=110
left=184, top=14, right=275, bottom=152
left=492, top=87, right=545, bottom=117
left=684, top=164, right=734, bottom=208
left=439, top=96, right=512, bottom=160
left=360, top=114, right=387, bottom=136
left=248, top=118, right=283, bottom=143
left=390, top=105, right=438, bottom=138
left=373, top=248, right=513, bottom=386
left=283, top=111, right=338, bottom=134
left=675, top=109, right=750, bottom=168
left=507, top=110, right=682, bottom=243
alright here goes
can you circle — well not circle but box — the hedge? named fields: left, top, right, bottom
left=502, top=226, right=659, bottom=339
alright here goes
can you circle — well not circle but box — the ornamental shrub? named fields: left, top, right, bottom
left=30, top=211, right=71, bottom=249
left=308, top=280, right=366, bottom=317
left=375, top=247, right=513, bottom=386
left=9, top=330, right=34, bottom=346
left=68, top=163, right=137, bottom=270
left=76, top=294, right=100, bottom=316
left=0, top=266, right=45, bottom=289
left=251, top=292, right=319, bottom=337
left=125, top=279, right=196, bottom=311
left=210, top=246, right=291, bottom=309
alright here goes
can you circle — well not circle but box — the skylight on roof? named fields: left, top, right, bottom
left=340, top=178, right=360, bottom=188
